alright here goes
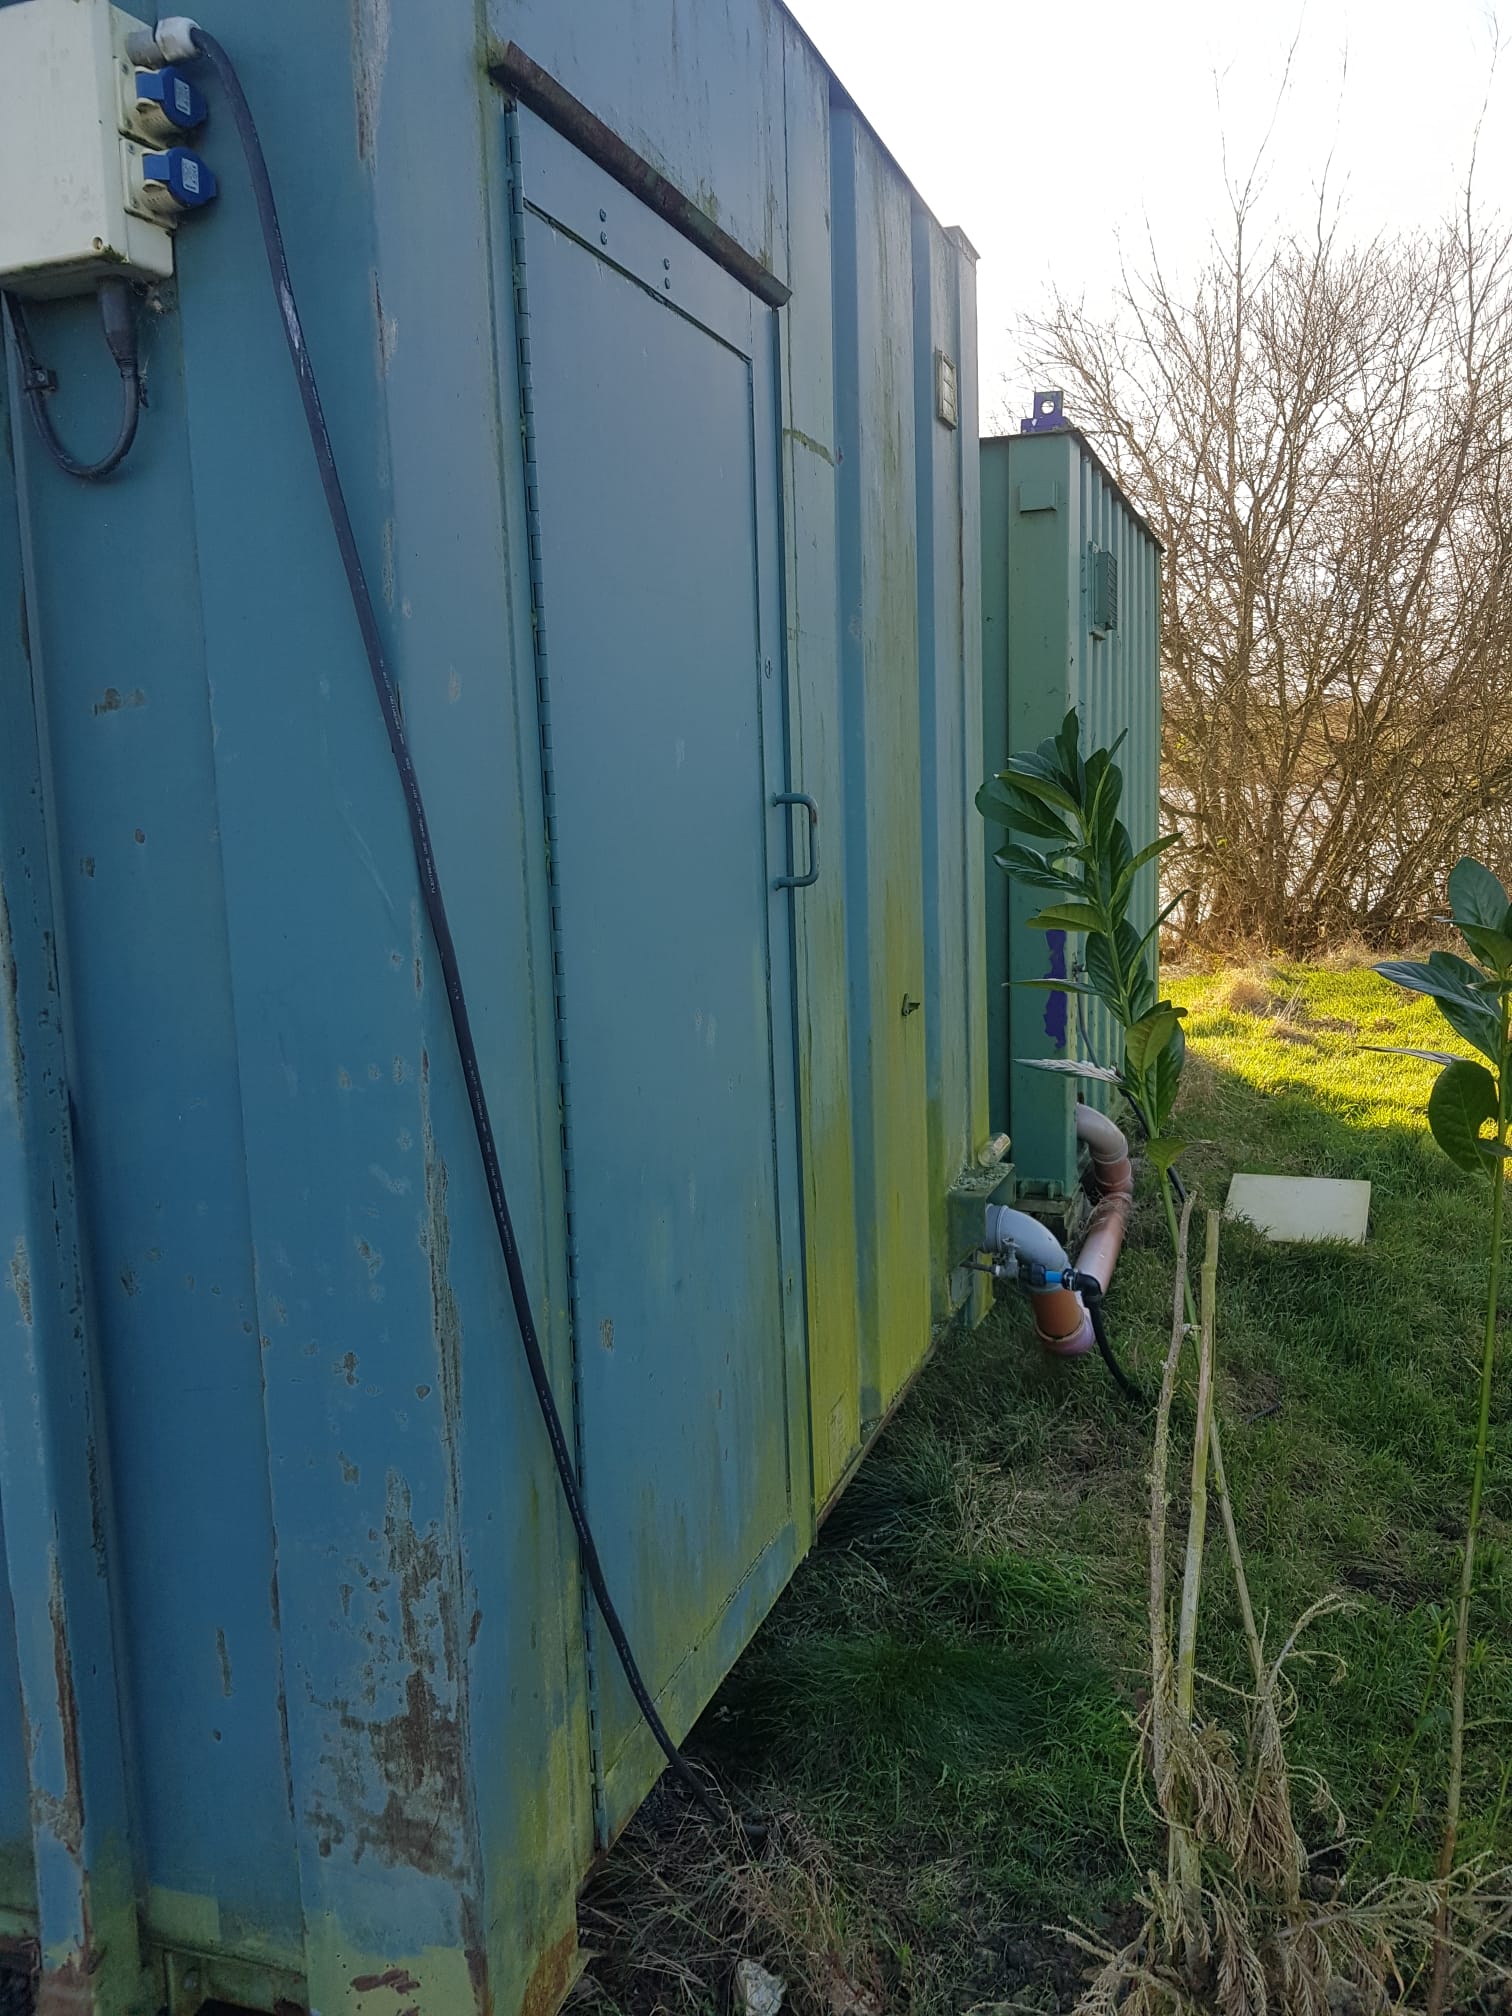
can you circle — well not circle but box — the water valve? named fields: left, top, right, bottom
left=129, top=63, right=206, bottom=140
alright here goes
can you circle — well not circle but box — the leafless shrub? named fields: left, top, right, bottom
left=1023, top=165, right=1512, bottom=954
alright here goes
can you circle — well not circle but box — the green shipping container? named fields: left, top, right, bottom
left=980, top=401, right=1164, bottom=1203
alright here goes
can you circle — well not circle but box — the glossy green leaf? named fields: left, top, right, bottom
left=1125, top=1005, right=1184, bottom=1078
left=976, top=777, right=1075, bottom=842
left=1151, top=1021, right=1187, bottom=1131
left=1027, top=901, right=1107, bottom=935
left=1135, top=890, right=1187, bottom=967
left=1084, top=754, right=1124, bottom=860
left=1084, top=931, right=1122, bottom=1010
left=1013, top=976, right=1101, bottom=998
left=1003, top=756, right=1081, bottom=818
left=1361, top=1045, right=1462, bottom=1066
left=1375, top=954, right=1502, bottom=1064
left=1105, top=818, right=1134, bottom=919
left=1052, top=710, right=1082, bottom=789
left=1427, top=1058, right=1502, bottom=1177
left=1448, top=856, right=1511, bottom=934
left=1146, top=1137, right=1186, bottom=1177
left=1016, top=1057, right=1122, bottom=1083
left=1437, top=995, right=1505, bottom=1068
left=1113, top=832, right=1182, bottom=907
left=992, top=843, right=1078, bottom=893
left=1457, top=923, right=1512, bottom=976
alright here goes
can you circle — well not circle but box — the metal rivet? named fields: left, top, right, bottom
left=600, top=231, right=608, bottom=245
left=663, top=257, right=670, bottom=269
left=664, top=277, right=671, bottom=289
left=599, top=208, right=607, bottom=222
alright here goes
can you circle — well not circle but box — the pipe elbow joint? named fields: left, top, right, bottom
left=983, top=1204, right=1095, bottom=1356
left=1075, top=1102, right=1134, bottom=1197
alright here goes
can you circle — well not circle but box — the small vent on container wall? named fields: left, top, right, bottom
left=935, top=350, right=958, bottom=429
left=1091, top=545, right=1118, bottom=635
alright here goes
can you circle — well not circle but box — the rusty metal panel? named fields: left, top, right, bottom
left=0, top=5, right=985, bottom=2015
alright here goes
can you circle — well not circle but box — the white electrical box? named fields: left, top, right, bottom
left=0, top=0, right=178, bottom=297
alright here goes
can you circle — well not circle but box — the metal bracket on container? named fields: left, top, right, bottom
left=946, top=1162, right=1016, bottom=1272
left=1020, top=387, right=1066, bottom=433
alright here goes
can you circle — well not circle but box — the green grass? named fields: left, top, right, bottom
left=576, top=961, right=1512, bottom=2015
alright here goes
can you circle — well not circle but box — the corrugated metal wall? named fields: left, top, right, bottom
left=980, top=427, right=1163, bottom=1200
left=0, top=7, right=988, bottom=2016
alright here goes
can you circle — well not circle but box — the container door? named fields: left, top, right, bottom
left=511, top=109, right=807, bottom=1815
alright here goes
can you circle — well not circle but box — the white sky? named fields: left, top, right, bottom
left=786, top=0, right=1512, bottom=431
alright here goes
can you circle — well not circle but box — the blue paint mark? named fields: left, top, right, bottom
left=1042, top=930, right=1069, bottom=1052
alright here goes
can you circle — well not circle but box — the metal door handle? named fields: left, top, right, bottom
left=772, top=792, right=819, bottom=890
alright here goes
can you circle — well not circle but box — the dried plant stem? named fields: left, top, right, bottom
left=1176, top=1211, right=1221, bottom=1724
left=1149, top=1191, right=1197, bottom=1793
left=1170, top=1210, right=1221, bottom=1936
left=1207, top=1417, right=1266, bottom=1699
left=1160, top=1175, right=1266, bottom=1699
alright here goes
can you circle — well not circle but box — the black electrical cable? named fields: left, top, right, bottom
left=186, top=26, right=719, bottom=1821
left=3, top=282, right=142, bottom=481
left=1059, top=1269, right=1144, bottom=1405
left=1085, top=1293, right=1144, bottom=1406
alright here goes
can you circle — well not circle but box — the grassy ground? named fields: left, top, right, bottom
left=574, top=960, right=1512, bottom=2016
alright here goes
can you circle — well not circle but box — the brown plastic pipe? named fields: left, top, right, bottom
left=1031, top=1106, right=1134, bottom=1355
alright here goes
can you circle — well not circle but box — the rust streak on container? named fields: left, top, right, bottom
left=46, top=1557, right=84, bottom=1858
left=351, top=1966, right=421, bottom=1995
left=520, top=1926, right=580, bottom=2016
left=34, top=1952, right=93, bottom=2016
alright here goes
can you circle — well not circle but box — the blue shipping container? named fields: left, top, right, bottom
left=0, top=4, right=989, bottom=2014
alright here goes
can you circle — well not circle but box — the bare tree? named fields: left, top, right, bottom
left=1023, top=171, right=1512, bottom=951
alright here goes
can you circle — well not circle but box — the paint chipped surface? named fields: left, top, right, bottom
left=308, top=1474, right=467, bottom=1882
left=91, top=687, right=146, bottom=715
left=7, top=1241, right=29, bottom=1327
left=39, top=1558, right=83, bottom=1860
left=351, top=0, right=391, bottom=161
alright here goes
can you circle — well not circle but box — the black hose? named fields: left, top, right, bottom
left=4, top=282, right=142, bottom=481
left=187, top=27, right=717, bottom=1819
left=1084, top=1291, right=1144, bottom=1406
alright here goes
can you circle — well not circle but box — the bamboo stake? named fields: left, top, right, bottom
left=1171, top=1210, right=1221, bottom=1937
